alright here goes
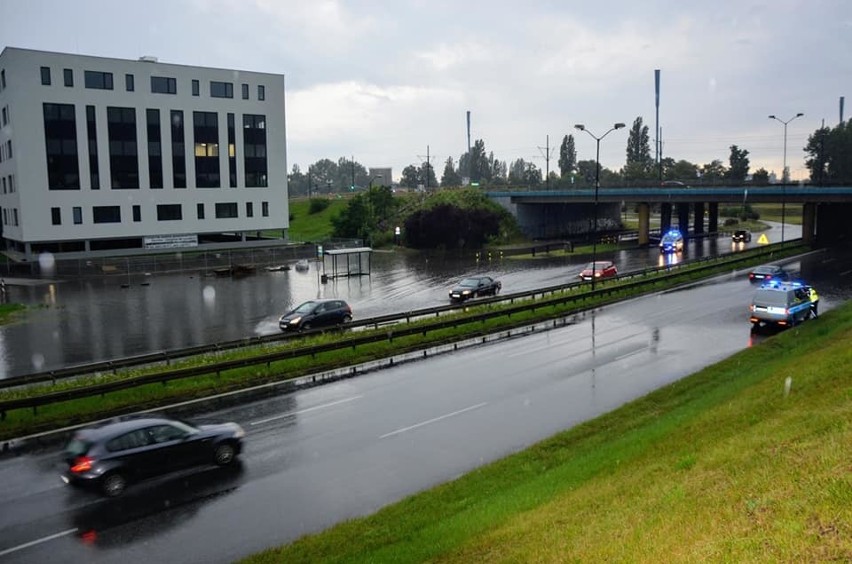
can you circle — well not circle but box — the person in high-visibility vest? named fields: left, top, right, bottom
left=808, top=286, right=819, bottom=318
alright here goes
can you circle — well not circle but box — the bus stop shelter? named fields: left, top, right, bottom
left=322, top=247, right=372, bottom=279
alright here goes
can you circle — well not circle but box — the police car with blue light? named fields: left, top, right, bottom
left=749, top=280, right=818, bottom=329
left=659, top=229, right=684, bottom=253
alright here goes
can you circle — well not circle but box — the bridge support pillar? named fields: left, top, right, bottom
left=708, top=202, right=719, bottom=233
left=660, top=203, right=672, bottom=234
left=693, top=202, right=705, bottom=234
left=802, top=202, right=817, bottom=244
left=678, top=203, right=690, bottom=236
left=637, top=202, right=650, bottom=246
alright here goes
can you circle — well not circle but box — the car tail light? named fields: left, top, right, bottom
left=70, top=456, right=94, bottom=473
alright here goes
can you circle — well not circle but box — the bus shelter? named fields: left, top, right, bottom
left=322, top=247, right=372, bottom=279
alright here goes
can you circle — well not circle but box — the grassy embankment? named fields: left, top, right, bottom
left=245, top=299, right=852, bottom=563
left=0, top=303, right=25, bottom=324
left=0, top=244, right=807, bottom=440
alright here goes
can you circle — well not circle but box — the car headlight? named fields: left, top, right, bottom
left=289, top=316, right=302, bottom=325
left=462, top=290, right=471, bottom=295
left=232, top=425, right=246, bottom=439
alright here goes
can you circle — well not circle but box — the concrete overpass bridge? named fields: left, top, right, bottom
left=485, top=185, right=852, bottom=246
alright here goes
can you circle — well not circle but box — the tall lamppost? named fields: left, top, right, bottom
left=768, top=113, right=803, bottom=244
left=365, top=174, right=383, bottom=247
left=574, top=122, right=625, bottom=290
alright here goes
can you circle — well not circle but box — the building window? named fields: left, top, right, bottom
left=210, top=81, right=233, bottom=98
left=86, top=105, right=100, bottom=189
left=151, top=76, right=177, bottom=94
left=262, top=201, right=269, bottom=217
left=243, top=114, right=267, bottom=187
left=51, top=207, right=62, bottom=225
left=1, top=177, right=5, bottom=193
left=8, top=174, right=13, bottom=193
left=227, top=113, right=237, bottom=187
left=1, top=69, right=5, bottom=89
left=246, top=202, right=253, bottom=217
left=133, top=205, right=141, bottom=222
left=5, top=140, right=11, bottom=159
left=192, top=79, right=199, bottom=96
left=84, top=70, right=114, bottom=90
left=41, top=66, right=51, bottom=85
left=63, top=68, right=73, bottom=87
left=258, top=85, right=265, bottom=101
left=157, top=204, right=182, bottom=221
left=43, top=103, right=80, bottom=190
left=197, top=203, right=205, bottom=219
left=73, top=206, right=82, bottom=224
left=13, top=209, right=18, bottom=226
left=126, top=74, right=135, bottom=92
left=107, top=107, right=139, bottom=189
left=93, top=206, right=121, bottom=223
left=215, top=202, right=238, bottom=218
left=170, top=110, right=186, bottom=188
left=2, top=106, right=7, bottom=126
left=193, top=111, right=220, bottom=188
left=241, top=83, right=249, bottom=100
left=146, top=109, right=163, bottom=188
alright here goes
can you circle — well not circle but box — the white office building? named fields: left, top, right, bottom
left=0, top=47, right=289, bottom=261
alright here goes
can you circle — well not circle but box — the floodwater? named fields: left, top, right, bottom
left=0, top=223, right=802, bottom=378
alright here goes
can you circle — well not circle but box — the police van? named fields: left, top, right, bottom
left=659, top=229, right=684, bottom=253
left=749, top=282, right=813, bottom=328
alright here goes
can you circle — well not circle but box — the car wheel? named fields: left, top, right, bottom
left=301, top=322, right=312, bottom=331
left=214, top=442, right=236, bottom=466
left=101, top=472, right=127, bottom=497
left=342, top=314, right=352, bottom=324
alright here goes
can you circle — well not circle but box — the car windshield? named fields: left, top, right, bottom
left=63, top=438, right=91, bottom=457
left=458, top=279, right=480, bottom=287
left=584, top=262, right=610, bottom=269
left=292, top=301, right=318, bottom=314
left=754, top=266, right=779, bottom=274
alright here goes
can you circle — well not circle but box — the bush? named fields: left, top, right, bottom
left=309, top=198, right=331, bottom=214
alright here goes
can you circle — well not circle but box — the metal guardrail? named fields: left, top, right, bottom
left=0, top=240, right=800, bottom=393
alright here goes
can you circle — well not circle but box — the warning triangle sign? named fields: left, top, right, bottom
left=757, top=233, right=770, bottom=245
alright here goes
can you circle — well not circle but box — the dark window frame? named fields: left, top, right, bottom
left=215, top=202, right=238, bottom=218
left=63, top=68, right=73, bottom=87
left=125, top=73, right=135, bottom=92
left=84, top=70, right=114, bottom=90
left=93, top=205, right=121, bottom=223
left=156, top=203, right=183, bottom=221
left=192, top=79, right=199, bottom=96
left=51, top=207, right=61, bottom=225
left=258, top=84, right=265, bottom=101
left=41, top=66, right=51, bottom=85
left=151, top=76, right=177, bottom=95
left=210, top=81, right=233, bottom=98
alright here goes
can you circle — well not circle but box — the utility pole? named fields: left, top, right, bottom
left=417, top=145, right=436, bottom=191
left=351, top=155, right=355, bottom=191
left=537, top=135, right=556, bottom=189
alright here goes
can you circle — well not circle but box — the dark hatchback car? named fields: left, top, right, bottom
left=732, top=229, right=752, bottom=243
left=449, top=276, right=502, bottom=302
left=61, top=416, right=245, bottom=497
left=278, top=298, right=353, bottom=331
left=748, top=264, right=789, bottom=284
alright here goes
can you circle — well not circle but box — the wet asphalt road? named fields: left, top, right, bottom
left=0, top=223, right=801, bottom=379
left=1, top=241, right=850, bottom=563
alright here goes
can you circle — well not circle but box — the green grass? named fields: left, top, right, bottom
left=0, top=303, right=27, bottom=325
left=752, top=203, right=804, bottom=225
left=0, top=244, right=806, bottom=440
left=243, top=299, right=852, bottom=564
left=286, top=197, right=350, bottom=242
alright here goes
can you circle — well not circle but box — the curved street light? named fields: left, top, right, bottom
left=768, top=113, right=804, bottom=244
left=574, top=122, right=626, bottom=290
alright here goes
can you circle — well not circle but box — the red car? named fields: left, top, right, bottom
left=578, top=261, right=618, bottom=281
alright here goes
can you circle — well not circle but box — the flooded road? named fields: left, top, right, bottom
left=0, top=223, right=809, bottom=378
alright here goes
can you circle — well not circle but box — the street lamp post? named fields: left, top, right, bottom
left=768, top=113, right=803, bottom=244
left=365, top=174, right=383, bottom=247
left=574, top=122, right=626, bottom=290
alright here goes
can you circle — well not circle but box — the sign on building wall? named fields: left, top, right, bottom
left=143, top=234, right=199, bottom=249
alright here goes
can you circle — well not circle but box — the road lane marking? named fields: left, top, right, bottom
left=249, top=395, right=363, bottom=426
left=0, top=528, right=78, bottom=557
left=615, top=346, right=648, bottom=362
left=840, top=269, right=852, bottom=277
left=380, top=402, right=488, bottom=439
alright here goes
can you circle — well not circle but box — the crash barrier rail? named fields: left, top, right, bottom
left=0, top=241, right=805, bottom=418
left=0, top=239, right=801, bottom=392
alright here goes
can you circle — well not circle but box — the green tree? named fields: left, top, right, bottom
left=440, top=157, right=462, bottom=187
left=623, top=117, right=653, bottom=182
left=400, top=165, right=420, bottom=188
left=751, top=167, right=770, bottom=185
left=420, top=161, right=438, bottom=189
left=309, top=158, right=338, bottom=193
left=700, top=160, right=727, bottom=183
left=726, top=145, right=750, bottom=183
left=666, top=159, right=699, bottom=182
left=458, top=139, right=490, bottom=185
left=558, top=134, right=577, bottom=178
left=804, top=121, right=852, bottom=185
left=287, top=164, right=308, bottom=197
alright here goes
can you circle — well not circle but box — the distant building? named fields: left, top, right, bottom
left=0, top=47, right=289, bottom=260
left=369, top=167, right=392, bottom=188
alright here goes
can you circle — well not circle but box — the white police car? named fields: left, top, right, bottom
left=749, top=281, right=813, bottom=328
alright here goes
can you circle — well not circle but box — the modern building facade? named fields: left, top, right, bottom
left=0, top=47, right=289, bottom=261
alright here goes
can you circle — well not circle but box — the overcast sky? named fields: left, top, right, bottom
left=2, top=0, right=850, bottom=181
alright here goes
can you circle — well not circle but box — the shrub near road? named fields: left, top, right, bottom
left=246, top=300, right=852, bottom=563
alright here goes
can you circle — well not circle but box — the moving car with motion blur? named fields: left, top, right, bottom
left=747, top=264, right=789, bottom=284
left=61, top=416, right=245, bottom=497
left=749, top=281, right=813, bottom=329
left=732, top=229, right=752, bottom=243
left=659, top=229, right=684, bottom=253
left=578, top=261, right=618, bottom=281
left=449, top=275, right=501, bottom=302
left=279, top=299, right=353, bottom=331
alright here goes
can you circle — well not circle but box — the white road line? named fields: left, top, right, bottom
left=0, top=528, right=78, bottom=557
left=380, top=402, right=488, bottom=439
left=839, top=269, right=852, bottom=277
left=615, top=346, right=647, bottom=361
left=249, top=395, right=363, bottom=426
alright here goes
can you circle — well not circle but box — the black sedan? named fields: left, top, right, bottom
left=748, top=264, right=790, bottom=284
left=278, top=299, right=353, bottom=331
left=449, top=276, right=502, bottom=302
left=61, top=416, right=245, bottom=497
